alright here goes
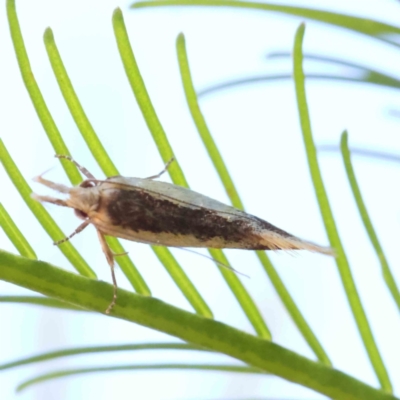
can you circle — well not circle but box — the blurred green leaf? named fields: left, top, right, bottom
left=0, top=342, right=210, bottom=370
left=131, top=0, right=400, bottom=47
left=18, top=364, right=265, bottom=392
left=0, top=296, right=84, bottom=311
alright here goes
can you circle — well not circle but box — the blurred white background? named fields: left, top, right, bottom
left=1, top=0, right=400, bottom=399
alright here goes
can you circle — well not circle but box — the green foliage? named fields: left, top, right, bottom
left=1, top=0, right=399, bottom=399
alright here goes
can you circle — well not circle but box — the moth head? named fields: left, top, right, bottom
left=32, top=175, right=101, bottom=219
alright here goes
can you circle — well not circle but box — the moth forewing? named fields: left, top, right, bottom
left=32, top=155, right=333, bottom=314
left=89, top=177, right=333, bottom=254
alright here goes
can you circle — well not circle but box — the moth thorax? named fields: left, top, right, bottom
left=68, top=186, right=101, bottom=217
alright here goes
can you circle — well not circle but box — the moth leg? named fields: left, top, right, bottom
left=33, top=175, right=71, bottom=194
left=97, top=230, right=118, bottom=315
left=53, top=220, right=90, bottom=245
left=31, top=193, right=69, bottom=207
left=55, top=154, right=96, bottom=180
left=145, top=157, right=175, bottom=180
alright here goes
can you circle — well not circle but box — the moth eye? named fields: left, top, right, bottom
left=74, top=209, right=88, bottom=220
left=80, top=180, right=95, bottom=188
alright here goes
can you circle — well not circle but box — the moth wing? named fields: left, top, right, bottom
left=101, top=177, right=333, bottom=255
left=103, top=176, right=246, bottom=217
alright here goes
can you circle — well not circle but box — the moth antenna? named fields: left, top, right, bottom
left=55, top=154, right=96, bottom=180
left=97, top=230, right=118, bottom=314
left=175, top=247, right=250, bottom=278
left=53, top=220, right=90, bottom=245
left=145, top=157, right=175, bottom=180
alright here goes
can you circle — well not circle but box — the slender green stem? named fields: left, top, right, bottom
left=340, top=132, right=400, bottom=312
left=293, top=24, right=391, bottom=391
left=6, top=0, right=80, bottom=185
left=0, top=203, right=36, bottom=259
left=208, top=249, right=271, bottom=339
left=113, top=9, right=186, bottom=181
left=43, top=27, right=150, bottom=296
left=176, top=32, right=329, bottom=362
left=0, top=139, right=96, bottom=278
left=0, top=250, right=397, bottom=400
left=256, top=251, right=331, bottom=364
left=176, top=34, right=243, bottom=209
left=0, top=342, right=210, bottom=370
left=112, top=8, right=270, bottom=337
left=151, top=246, right=213, bottom=317
left=131, top=1, right=400, bottom=48
left=18, top=364, right=263, bottom=392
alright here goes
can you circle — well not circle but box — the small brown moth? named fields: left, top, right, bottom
left=32, top=155, right=333, bottom=314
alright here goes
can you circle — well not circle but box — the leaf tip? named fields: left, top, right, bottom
left=43, top=27, right=53, bottom=42
left=113, top=7, right=123, bottom=20
left=295, top=23, right=306, bottom=41
left=340, top=130, right=349, bottom=149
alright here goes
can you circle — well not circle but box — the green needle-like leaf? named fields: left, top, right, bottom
left=255, top=251, right=331, bottom=364
left=42, top=28, right=118, bottom=176
left=42, top=27, right=150, bottom=296
left=150, top=245, right=213, bottom=317
left=0, top=139, right=96, bottom=278
left=6, top=0, right=80, bottom=185
left=112, top=9, right=186, bottom=181
left=207, top=248, right=271, bottom=339
left=0, top=250, right=397, bottom=400
left=131, top=1, right=400, bottom=48
left=112, top=8, right=270, bottom=337
left=293, top=24, right=392, bottom=391
left=176, top=32, right=330, bottom=364
left=17, top=364, right=264, bottom=392
left=0, top=203, right=36, bottom=259
left=340, top=132, right=400, bottom=312
left=176, top=34, right=243, bottom=209
left=0, top=342, right=209, bottom=370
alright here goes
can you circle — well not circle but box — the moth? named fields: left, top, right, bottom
left=32, top=155, right=333, bottom=314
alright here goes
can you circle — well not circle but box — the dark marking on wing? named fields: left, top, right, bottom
left=106, top=188, right=293, bottom=249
